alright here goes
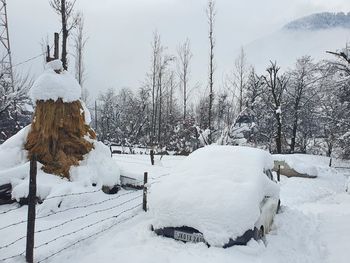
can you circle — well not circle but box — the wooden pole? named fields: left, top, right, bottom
left=26, top=155, right=37, bottom=263
left=54, top=32, right=59, bottom=59
left=143, top=172, right=148, bottom=212
left=150, top=150, right=154, bottom=165
left=46, top=45, right=51, bottom=63
left=94, top=100, right=98, bottom=131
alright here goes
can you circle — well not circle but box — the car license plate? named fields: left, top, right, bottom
left=174, top=230, right=205, bottom=243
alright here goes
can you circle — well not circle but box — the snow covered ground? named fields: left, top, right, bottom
left=0, top=154, right=349, bottom=263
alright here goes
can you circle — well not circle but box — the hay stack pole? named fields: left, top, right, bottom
left=25, top=34, right=96, bottom=178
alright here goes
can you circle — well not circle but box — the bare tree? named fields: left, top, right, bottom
left=0, top=70, right=33, bottom=141
left=234, top=48, right=248, bottom=113
left=262, top=62, right=288, bottom=154
left=177, top=38, right=193, bottom=122
left=149, top=31, right=161, bottom=143
left=157, top=54, right=174, bottom=145
left=73, top=13, right=89, bottom=103
left=285, top=56, right=320, bottom=153
left=224, top=48, right=249, bottom=126
left=74, top=13, right=87, bottom=85
left=50, top=0, right=79, bottom=70
left=207, top=0, right=216, bottom=143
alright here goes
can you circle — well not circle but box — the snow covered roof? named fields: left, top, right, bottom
left=149, top=145, right=280, bottom=246
left=29, top=60, right=81, bottom=103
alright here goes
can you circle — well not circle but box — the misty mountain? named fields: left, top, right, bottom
left=244, top=12, right=350, bottom=73
left=283, top=12, right=350, bottom=31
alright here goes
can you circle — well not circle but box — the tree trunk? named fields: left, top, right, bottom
left=157, top=71, right=162, bottom=145
left=290, top=115, right=298, bottom=153
left=276, top=112, right=282, bottom=154
left=61, top=0, right=68, bottom=70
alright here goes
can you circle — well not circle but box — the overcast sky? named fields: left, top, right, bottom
left=7, top=0, right=350, bottom=100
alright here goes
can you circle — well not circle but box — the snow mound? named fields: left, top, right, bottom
left=149, top=145, right=279, bottom=246
left=0, top=125, right=30, bottom=172
left=29, top=60, right=81, bottom=103
left=0, top=127, right=120, bottom=200
left=273, top=154, right=331, bottom=177
left=70, top=140, right=120, bottom=188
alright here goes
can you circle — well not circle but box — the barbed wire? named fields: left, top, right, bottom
left=11, top=30, right=63, bottom=69
left=0, top=233, right=25, bottom=251
left=0, top=194, right=142, bottom=250
left=0, top=191, right=139, bottom=250
left=0, top=171, right=169, bottom=255
left=45, top=189, right=102, bottom=200
left=122, top=172, right=171, bottom=187
left=0, top=191, right=140, bottom=231
left=0, top=205, right=141, bottom=262
left=0, top=204, right=23, bottom=215
left=150, top=173, right=170, bottom=180
left=36, top=206, right=141, bottom=263
left=33, top=194, right=142, bottom=234
left=0, top=189, right=105, bottom=216
left=35, top=203, right=141, bottom=250
left=37, top=190, right=137, bottom=219
left=12, top=52, right=45, bottom=68
left=0, top=251, right=24, bottom=262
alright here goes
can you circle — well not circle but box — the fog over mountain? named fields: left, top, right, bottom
left=244, top=12, right=350, bottom=74
left=283, top=12, right=350, bottom=30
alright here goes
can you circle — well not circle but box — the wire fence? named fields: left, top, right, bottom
left=0, top=170, right=170, bottom=262
left=37, top=208, right=140, bottom=263
left=0, top=193, right=141, bottom=250
left=0, top=204, right=22, bottom=215
left=0, top=189, right=143, bottom=262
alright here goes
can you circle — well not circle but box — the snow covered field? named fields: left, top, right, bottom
left=0, top=154, right=349, bottom=263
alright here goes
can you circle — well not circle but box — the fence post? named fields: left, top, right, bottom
left=26, top=155, right=37, bottom=263
left=143, top=172, right=148, bottom=212
left=150, top=150, right=154, bottom=165
left=277, top=165, right=281, bottom=182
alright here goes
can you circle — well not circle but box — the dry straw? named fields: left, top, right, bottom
left=25, top=99, right=96, bottom=178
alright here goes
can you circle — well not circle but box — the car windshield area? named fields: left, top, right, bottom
left=264, top=169, right=274, bottom=181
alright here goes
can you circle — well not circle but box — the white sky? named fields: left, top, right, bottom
left=7, top=0, right=350, bottom=100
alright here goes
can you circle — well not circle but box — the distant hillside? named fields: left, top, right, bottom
left=244, top=12, right=350, bottom=74
left=283, top=12, right=350, bottom=30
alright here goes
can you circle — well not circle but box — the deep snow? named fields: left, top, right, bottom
left=0, top=153, right=349, bottom=263
left=149, top=146, right=280, bottom=246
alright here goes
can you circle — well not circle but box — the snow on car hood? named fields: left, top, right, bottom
left=149, top=145, right=280, bottom=246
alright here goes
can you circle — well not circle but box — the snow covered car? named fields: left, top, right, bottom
left=149, top=146, right=280, bottom=248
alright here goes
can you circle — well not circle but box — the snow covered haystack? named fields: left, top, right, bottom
left=25, top=60, right=98, bottom=178
left=0, top=60, right=120, bottom=200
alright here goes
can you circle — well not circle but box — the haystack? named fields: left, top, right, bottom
left=25, top=60, right=96, bottom=178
